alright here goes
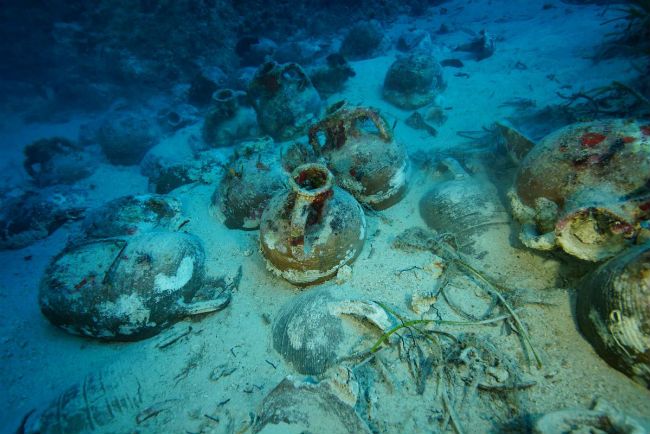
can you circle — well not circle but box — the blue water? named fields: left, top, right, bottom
left=1, top=1, right=649, bottom=433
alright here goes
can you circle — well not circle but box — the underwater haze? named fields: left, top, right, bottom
left=1, top=0, right=650, bottom=433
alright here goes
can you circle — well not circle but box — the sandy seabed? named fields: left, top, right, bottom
left=1, top=1, right=649, bottom=433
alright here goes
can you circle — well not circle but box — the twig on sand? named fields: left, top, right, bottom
left=425, top=237, right=543, bottom=369
left=369, top=305, right=512, bottom=354
left=454, top=258, right=543, bottom=369
left=441, top=378, right=465, bottom=434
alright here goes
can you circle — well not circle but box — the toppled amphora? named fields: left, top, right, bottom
left=39, top=232, right=230, bottom=341
left=510, top=119, right=650, bottom=261
left=259, top=163, right=366, bottom=285
left=420, top=158, right=560, bottom=289
left=577, top=243, right=650, bottom=388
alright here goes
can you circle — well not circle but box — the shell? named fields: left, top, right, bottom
left=272, top=288, right=395, bottom=375
left=576, top=243, right=650, bottom=388
left=253, top=376, right=372, bottom=434
left=81, top=194, right=184, bottom=239
left=39, top=232, right=230, bottom=341
left=259, top=164, right=366, bottom=285
left=211, top=137, right=287, bottom=230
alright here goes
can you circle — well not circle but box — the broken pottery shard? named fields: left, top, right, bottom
left=253, top=376, right=372, bottom=434
left=272, top=288, right=395, bottom=375
left=22, top=368, right=147, bottom=434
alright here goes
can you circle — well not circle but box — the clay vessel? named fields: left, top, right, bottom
left=202, top=88, right=258, bottom=147
left=420, top=158, right=561, bottom=290
left=309, top=102, right=410, bottom=210
left=0, top=186, right=86, bottom=250
left=248, top=61, right=322, bottom=141
left=339, top=20, right=387, bottom=60
left=23, top=137, right=97, bottom=186
left=21, top=367, right=147, bottom=434
left=254, top=376, right=372, bottom=434
left=259, top=163, right=366, bottom=285
left=95, top=111, right=159, bottom=165
left=272, top=288, right=396, bottom=375
left=39, top=232, right=231, bottom=341
left=211, top=137, right=287, bottom=230
left=382, top=53, right=445, bottom=109
left=81, top=194, right=184, bottom=239
left=577, top=243, right=650, bottom=388
left=511, top=119, right=650, bottom=261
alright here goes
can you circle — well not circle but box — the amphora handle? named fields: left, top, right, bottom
left=308, top=104, right=392, bottom=155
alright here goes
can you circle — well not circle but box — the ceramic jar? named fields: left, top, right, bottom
left=510, top=119, right=650, bottom=261
left=81, top=194, right=184, bottom=239
left=23, top=137, right=97, bottom=186
left=39, top=232, right=230, bottom=341
left=272, top=288, right=396, bottom=375
left=420, top=158, right=561, bottom=290
left=248, top=61, right=322, bottom=141
left=211, top=137, right=287, bottom=230
left=259, top=163, right=366, bottom=285
left=382, top=53, right=445, bottom=109
left=577, top=243, right=650, bottom=388
left=308, top=103, right=410, bottom=210
left=202, top=88, right=258, bottom=147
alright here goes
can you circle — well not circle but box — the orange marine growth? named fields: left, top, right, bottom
left=580, top=132, right=606, bottom=148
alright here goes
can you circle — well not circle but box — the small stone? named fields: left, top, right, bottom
left=410, top=255, right=445, bottom=315
left=410, top=286, right=438, bottom=315
left=486, top=366, right=509, bottom=384
left=544, top=369, right=559, bottom=379
left=187, top=407, right=202, bottom=419
left=322, top=366, right=359, bottom=407
left=336, top=264, right=353, bottom=284
left=209, top=364, right=237, bottom=382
